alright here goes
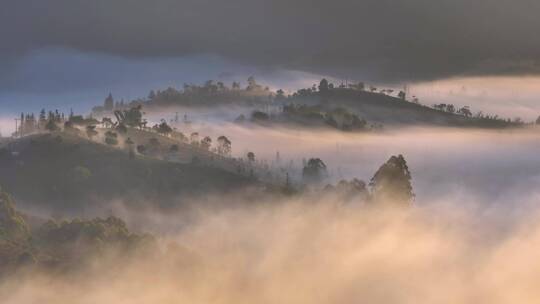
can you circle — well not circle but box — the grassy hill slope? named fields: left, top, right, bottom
left=0, top=133, right=255, bottom=215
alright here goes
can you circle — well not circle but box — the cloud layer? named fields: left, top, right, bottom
left=3, top=0, right=540, bottom=82
left=5, top=200, right=540, bottom=303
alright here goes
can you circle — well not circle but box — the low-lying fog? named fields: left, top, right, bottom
left=5, top=200, right=540, bottom=303
left=5, top=110, right=540, bottom=303
left=189, top=122, right=540, bottom=212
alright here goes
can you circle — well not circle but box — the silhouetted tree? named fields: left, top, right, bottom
left=217, top=135, right=232, bottom=156
left=148, top=90, right=156, bottom=100
left=39, top=109, right=47, bottom=128
left=318, top=78, right=329, bottom=93
left=247, top=151, right=255, bottom=162
left=200, top=136, right=212, bottom=150
left=302, top=158, right=328, bottom=183
left=153, top=120, right=173, bottom=136
left=457, top=106, right=472, bottom=117
left=114, top=105, right=144, bottom=128
left=276, top=89, right=285, bottom=100
left=369, top=154, right=414, bottom=205
left=104, top=93, right=114, bottom=111
left=217, top=81, right=226, bottom=91
left=246, top=76, right=260, bottom=91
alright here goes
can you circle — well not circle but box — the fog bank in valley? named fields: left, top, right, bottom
left=190, top=123, right=540, bottom=213
left=4, top=198, right=540, bottom=303
left=4, top=111, right=540, bottom=303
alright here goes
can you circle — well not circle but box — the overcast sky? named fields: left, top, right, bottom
left=2, top=0, right=540, bottom=116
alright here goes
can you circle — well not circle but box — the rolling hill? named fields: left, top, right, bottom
left=90, top=79, right=524, bottom=130
left=285, top=89, right=522, bottom=128
left=0, top=133, right=256, bottom=216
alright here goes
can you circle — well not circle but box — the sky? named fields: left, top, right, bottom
left=2, top=0, right=540, bottom=118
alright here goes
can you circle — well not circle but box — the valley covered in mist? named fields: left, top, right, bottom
left=3, top=87, right=540, bottom=303
left=5, top=0, right=540, bottom=301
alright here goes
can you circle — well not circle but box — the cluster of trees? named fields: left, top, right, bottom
left=169, top=131, right=231, bottom=156
left=324, top=178, right=370, bottom=202
left=432, top=103, right=472, bottom=117
left=302, top=155, right=414, bottom=205
left=432, top=103, right=526, bottom=125
left=0, top=186, right=153, bottom=271
left=188, top=133, right=231, bottom=156
left=93, top=93, right=128, bottom=113
left=291, top=78, right=407, bottom=101
left=132, top=134, right=231, bottom=160
left=147, top=78, right=270, bottom=102
left=324, top=107, right=368, bottom=131
left=317, top=78, right=364, bottom=93
left=280, top=104, right=368, bottom=131
left=287, top=79, right=526, bottom=128
left=14, top=109, right=102, bottom=137
left=129, top=127, right=232, bottom=159
left=152, top=120, right=173, bottom=136
left=93, top=77, right=272, bottom=112
left=17, top=113, right=39, bottom=136
left=0, top=187, right=30, bottom=244
left=114, top=105, right=146, bottom=129
left=16, top=110, right=64, bottom=136
left=90, top=77, right=427, bottom=122
left=87, top=106, right=152, bottom=147
left=39, top=104, right=237, bottom=161
left=173, top=131, right=232, bottom=156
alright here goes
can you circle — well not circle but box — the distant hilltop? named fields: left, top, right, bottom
left=92, top=76, right=272, bottom=113
left=91, top=77, right=527, bottom=129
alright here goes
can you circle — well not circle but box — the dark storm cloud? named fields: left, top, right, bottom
left=2, top=0, right=540, bottom=82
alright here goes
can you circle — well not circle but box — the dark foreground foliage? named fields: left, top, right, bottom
left=0, top=186, right=154, bottom=273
